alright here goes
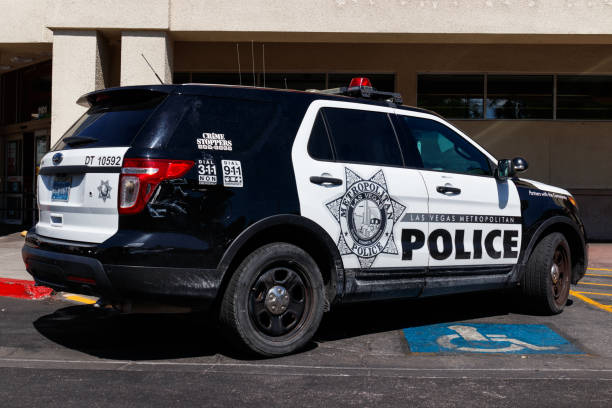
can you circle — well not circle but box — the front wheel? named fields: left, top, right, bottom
left=521, top=232, right=572, bottom=314
left=219, top=243, right=325, bottom=356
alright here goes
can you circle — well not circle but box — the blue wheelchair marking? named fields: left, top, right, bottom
left=403, top=323, right=583, bottom=354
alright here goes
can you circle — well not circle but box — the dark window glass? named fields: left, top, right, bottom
left=54, top=94, right=166, bottom=150
left=173, top=72, right=191, bottom=84
left=392, top=115, right=424, bottom=168
left=307, top=112, right=333, bottom=160
left=191, top=72, right=243, bottom=85
left=265, top=73, right=326, bottom=90
left=417, top=75, right=484, bottom=119
left=328, top=73, right=395, bottom=93
left=324, top=107, right=403, bottom=167
left=167, top=95, right=280, bottom=154
left=486, top=75, right=553, bottom=119
left=557, top=75, right=612, bottom=120
left=399, top=116, right=491, bottom=176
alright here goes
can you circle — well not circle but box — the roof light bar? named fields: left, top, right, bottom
left=315, top=77, right=403, bottom=104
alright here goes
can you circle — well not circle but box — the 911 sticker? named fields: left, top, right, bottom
left=197, top=159, right=217, bottom=185
left=222, top=160, right=243, bottom=187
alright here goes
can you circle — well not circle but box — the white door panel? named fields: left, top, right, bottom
left=292, top=100, right=429, bottom=270
left=36, top=146, right=129, bottom=243
left=419, top=170, right=522, bottom=267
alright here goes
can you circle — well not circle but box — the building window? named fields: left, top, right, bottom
left=0, top=60, right=51, bottom=126
left=417, top=74, right=484, bottom=119
left=418, top=74, right=612, bottom=121
left=486, top=75, right=553, bottom=119
left=174, top=72, right=395, bottom=92
left=557, top=75, right=612, bottom=120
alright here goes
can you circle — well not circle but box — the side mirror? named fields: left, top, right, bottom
left=496, top=157, right=529, bottom=181
left=495, top=159, right=512, bottom=182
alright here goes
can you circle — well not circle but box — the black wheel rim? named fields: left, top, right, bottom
left=248, top=265, right=309, bottom=337
left=551, top=244, right=570, bottom=306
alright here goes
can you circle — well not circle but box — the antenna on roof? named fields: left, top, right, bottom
left=236, top=43, right=242, bottom=86
left=251, top=40, right=256, bottom=87
left=141, top=54, right=164, bottom=85
left=262, top=44, right=266, bottom=88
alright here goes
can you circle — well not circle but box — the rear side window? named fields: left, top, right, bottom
left=53, top=92, right=166, bottom=150
left=323, top=107, right=403, bottom=167
left=398, top=115, right=492, bottom=176
left=166, top=95, right=281, bottom=154
left=307, top=111, right=334, bottom=161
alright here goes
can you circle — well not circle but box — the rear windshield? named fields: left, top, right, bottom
left=53, top=92, right=167, bottom=151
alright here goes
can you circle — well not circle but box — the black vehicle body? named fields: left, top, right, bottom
left=23, top=84, right=587, bottom=314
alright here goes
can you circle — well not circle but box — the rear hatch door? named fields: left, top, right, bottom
left=36, top=89, right=168, bottom=243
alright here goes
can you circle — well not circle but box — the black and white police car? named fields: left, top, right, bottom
left=22, top=78, right=587, bottom=356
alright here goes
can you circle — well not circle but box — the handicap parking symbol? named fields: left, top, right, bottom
left=403, top=323, right=583, bottom=354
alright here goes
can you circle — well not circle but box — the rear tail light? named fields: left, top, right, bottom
left=119, top=158, right=194, bottom=215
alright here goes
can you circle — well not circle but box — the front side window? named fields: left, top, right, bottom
left=323, top=107, right=403, bottom=167
left=398, top=116, right=492, bottom=176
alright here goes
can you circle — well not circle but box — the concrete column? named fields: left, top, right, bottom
left=51, top=30, right=108, bottom=145
left=120, top=31, right=172, bottom=86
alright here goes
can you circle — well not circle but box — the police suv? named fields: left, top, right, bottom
left=22, top=78, right=587, bottom=356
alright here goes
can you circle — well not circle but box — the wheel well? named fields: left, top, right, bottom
left=217, top=224, right=341, bottom=311
left=533, top=223, right=586, bottom=284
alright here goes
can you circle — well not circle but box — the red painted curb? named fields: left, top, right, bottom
left=0, top=278, right=53, bottom=299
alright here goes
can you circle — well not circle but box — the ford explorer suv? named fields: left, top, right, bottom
left=22, top=78, right=587, bottom=356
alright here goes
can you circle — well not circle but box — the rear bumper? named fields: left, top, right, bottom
left=22, top=236, right=223, bottom=310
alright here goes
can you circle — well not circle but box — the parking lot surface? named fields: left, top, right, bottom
left=1, top=234, right=611, bottom=407
left=1, top=282, right=611, bottom=407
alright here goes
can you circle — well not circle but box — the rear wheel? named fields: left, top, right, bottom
left=521, top=232, right=572, bottom=314
left=220, top=243, right=325, bottom=356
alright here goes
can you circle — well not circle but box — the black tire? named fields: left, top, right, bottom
left=219, top=243, right=325, bottom=357
left=521, top=232, right=572, bottom=314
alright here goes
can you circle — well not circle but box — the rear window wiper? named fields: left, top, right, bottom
left=62, top=135, right=98, bottom=147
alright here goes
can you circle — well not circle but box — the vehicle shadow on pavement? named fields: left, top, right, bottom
left=33, top=305, right=229, bottom=360
left=32, top=290, right=564, bottom=360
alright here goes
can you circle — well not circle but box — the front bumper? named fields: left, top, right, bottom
left=22, top=234, right=223, bottom=309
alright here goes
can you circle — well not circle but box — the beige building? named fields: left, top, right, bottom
left=1, top=0, right=611, bottom=239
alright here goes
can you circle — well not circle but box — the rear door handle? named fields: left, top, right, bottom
left=310, top=176, right=343, bottom=186
left=436, top=185, right=461, bottom=195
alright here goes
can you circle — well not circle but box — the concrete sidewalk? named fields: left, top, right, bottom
left=0, top=232, right=30, bottom=281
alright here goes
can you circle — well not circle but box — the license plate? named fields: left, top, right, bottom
left=51, top=176, right=71, bottom=202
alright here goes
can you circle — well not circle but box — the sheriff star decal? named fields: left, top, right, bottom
left=326, top=168, right=405, bottom=269
left=97, top=180, right=112, bottom=202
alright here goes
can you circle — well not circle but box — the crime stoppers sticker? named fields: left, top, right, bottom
left=197, top=159, right=217, bottom=185
left=222, top=160, right=243, bottom=187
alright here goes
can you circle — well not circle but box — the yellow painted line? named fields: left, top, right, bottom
left=585, top=273, right=612, bottom=278
left=588, top=267, right=612, bottom=272
left=570, top=290, right=612, bottom=313
left=573, top=291, right=612, bottom=297
left=578, top=281, right=612, bottom=287
left=63, top=294, right=97, bottom=305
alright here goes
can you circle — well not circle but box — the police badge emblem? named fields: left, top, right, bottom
left=97, top=180, right=112, bottom=202
left=326, top=168, right=405, bottom=269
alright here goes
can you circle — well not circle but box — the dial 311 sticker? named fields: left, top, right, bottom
left=197, top=158, right=217, bottom=185
left=222, top=160, right=243, bottom=187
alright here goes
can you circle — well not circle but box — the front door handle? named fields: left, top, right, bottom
left=310, top=176, right=343, bottom=186
left=436, top=185, right=461, bottom=195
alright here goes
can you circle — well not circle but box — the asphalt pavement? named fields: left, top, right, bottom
left=0, top=232, right=611, bottom=407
